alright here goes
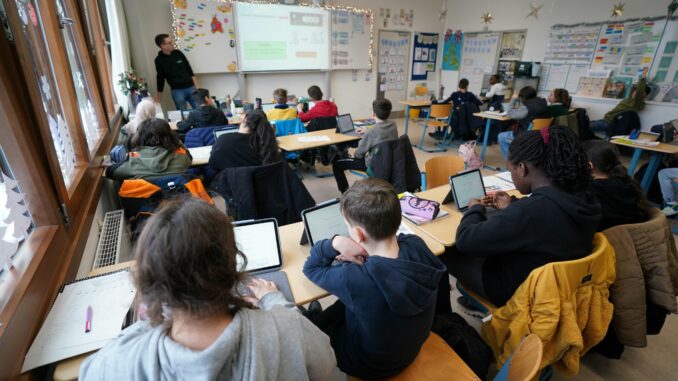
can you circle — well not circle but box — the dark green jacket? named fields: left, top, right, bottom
left=106, top=146, right=192, bottom=181
left=545, top=103, right=570, bottom=118
left=604, top=78, right=646, bottom=123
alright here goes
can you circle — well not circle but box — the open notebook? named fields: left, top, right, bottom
left=22, top=269, right=137, bottom=372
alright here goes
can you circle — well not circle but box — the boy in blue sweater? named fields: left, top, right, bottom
left=303, top=178, right=446, bottom=379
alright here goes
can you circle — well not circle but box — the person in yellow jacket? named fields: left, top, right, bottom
left=266, top=88, right=298, bottom=121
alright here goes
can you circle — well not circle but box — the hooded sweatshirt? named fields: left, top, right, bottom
left=590, top=178, right=649, bottom=231
left=353, top=120, right=398, bottom=169
left=506, top=97, right=549, bottom=133
left=298, top=100, right=338, bottom=122
left=79, top=293, right=339, bottom=381
left=176, top=105, right=229, bottom=132
left=303, top=234, right=446, bottom=379
left=455, top=186, right=601, bottom=306
left=106, top=146, right=192, bottom=181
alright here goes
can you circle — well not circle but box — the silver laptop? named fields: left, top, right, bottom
left=336, top=114, right=362, bottom=136
left=233, top=218, right=294, bottom=302
left=213, top=126, right=239, bottom=140
left=300, top=199, right=349, bottom=246
left=261, top=103, right=275, bottom=113
left=442, top=169, right=487, bottom=212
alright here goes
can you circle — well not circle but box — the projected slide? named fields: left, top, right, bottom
left=235, top=2, right=330, bottom=71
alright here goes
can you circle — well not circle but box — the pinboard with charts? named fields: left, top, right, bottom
left=542, top=17, right=678, bottom=103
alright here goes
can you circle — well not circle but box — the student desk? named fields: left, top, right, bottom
left=276, top=128, right=362, bottom=152
left=610, top=139, right=678, bottom=193
left=413, top=184, right=521, bottom=247
left=187, top=145, right=212, bottom=166
left=399, top=100, right=432, bottom=136
left=473, top=112, right=512, bottom=163
left=53, top=222, right=445, bottom=381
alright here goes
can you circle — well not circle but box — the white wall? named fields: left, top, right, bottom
left=442, top=0, right=676, bottom=128
left=121, top=0, right=445, bottom=118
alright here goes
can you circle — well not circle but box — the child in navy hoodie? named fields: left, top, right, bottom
left=303, top=178, right=446, bottom=379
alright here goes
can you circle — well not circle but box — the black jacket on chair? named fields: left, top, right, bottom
left=370, top=135, right=421, bottom=193
left=607, top=110, right=641, bottom=138
left=213, top=161, right=315, bottom=225
left=454, top=102, right=484, bottom=140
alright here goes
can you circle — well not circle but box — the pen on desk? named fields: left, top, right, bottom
left=85, top=305, right=93, bottom=333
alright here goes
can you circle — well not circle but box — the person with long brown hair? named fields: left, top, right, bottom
left=80, top=198, right=337, bottom=380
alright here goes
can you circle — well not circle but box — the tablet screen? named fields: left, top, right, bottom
left=451, top=170, right=486, bottom=210
left=303, top=200, right=349, bottom=246
left=233, top=219, right=281, bottom=272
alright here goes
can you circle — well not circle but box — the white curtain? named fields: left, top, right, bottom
left=105, top=0, right=132, bottom=113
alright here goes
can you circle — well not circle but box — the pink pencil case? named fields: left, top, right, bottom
left=400, top=196, right=440, bottom=221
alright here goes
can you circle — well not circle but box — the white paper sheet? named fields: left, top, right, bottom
left=298, top=136, right=331, bottom=142
left=22, top=270, right=136, bottom=372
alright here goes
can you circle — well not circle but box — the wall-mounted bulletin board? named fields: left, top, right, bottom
left=330, top=9, right=373, bottom=70
left=458, top=32, right=501, bottom=94
left=377, top=30, right=410, bottom=109
left=411, top=32, right=439, bottom=80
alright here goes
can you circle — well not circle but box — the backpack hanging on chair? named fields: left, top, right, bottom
left=458, top=140, right=483, bottom=170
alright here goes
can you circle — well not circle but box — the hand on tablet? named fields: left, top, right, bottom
left=247, top=278, right=279, bottom=300
left=491, top=191, right=512, bottom=210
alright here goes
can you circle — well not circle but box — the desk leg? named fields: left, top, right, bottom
left=627, top=148, right=642, bottom=176
left=640, top=153, right=663, bottom=193
left=480, top=118, right=491, bottom=162
left=404, top=105, right=411, bottom=136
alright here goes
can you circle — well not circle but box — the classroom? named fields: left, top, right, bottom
left=1, top=0, right=678, bottom=379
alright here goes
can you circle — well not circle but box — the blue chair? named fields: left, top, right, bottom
left=272, top=118, right=306, bottom=161
left=492, top=334, right=543, bottom=381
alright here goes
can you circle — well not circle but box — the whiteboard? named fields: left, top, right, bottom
left=330, top=10, right=372, bottom=70
left=459, top=32, right=501, bottom=94
left=172, top=1, right=239, bottom=74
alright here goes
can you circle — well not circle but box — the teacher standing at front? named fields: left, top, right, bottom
left=154, top=33, right=198, bottom=112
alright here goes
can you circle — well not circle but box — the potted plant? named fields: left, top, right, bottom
left=117, top=69, right=147, bottom=114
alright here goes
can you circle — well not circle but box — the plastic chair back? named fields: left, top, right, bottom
left=493, top=334, right=543, bottom=381
left=425, top=156, right=465, bottom=189
left=529, top=118, right=554, bottom=131
left=429, top=103, right=453, bottom=119
left=415, top=85, right=429, bottom=97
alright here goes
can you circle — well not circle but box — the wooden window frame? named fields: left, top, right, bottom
left=0, top=0, right=122, bottom=378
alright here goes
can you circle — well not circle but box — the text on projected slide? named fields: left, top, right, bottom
left=236, top=3, right=330, bottom=71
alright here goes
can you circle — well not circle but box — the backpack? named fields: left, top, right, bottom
left=431, top=313, right=493, bottom=379
left=458, top=140, right=482, bottom=170
left=118, top=174, right=214, bottom=237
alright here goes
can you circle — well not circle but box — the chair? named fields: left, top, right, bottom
left=554, top=112, right=579, bottom=138
left=414, top=85, right=429, bottom=100
left=606, top=110, right=641, bottom=138
left=272, top=118, right=307, bottom=161
left=459, top=233, right=615, bottom=377
left=348, top=332, right=478, bottom=381
left=370, top=136, right=422, bottom=193
left=492, top=334, right=543, bottom=381
left=424, top=156, right=465, bottom=190
left=416, top=103, right=452, bottom=152
left=306, top=116, right=337, bottom=132
left=527, top=118, right=553, bottom=131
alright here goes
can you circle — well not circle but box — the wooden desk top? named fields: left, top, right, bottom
left=399, top=100, right=432, bottom=107
left=277, top=128, right=361, bottom=151
left=610, top=139, right=678, bottom=155
left=414, top=185, right=521, bottom=247
left=187, top=145, right=212, bottom=166
left=473, top=112, right=512, bottom=121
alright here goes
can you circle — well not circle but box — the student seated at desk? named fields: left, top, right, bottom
left=331, top=98, right=398, bottom=193
left=175, top=88, right=228, bottom=133
left=481, top=74, right=506, bottom=109
left=209, top=109, right=281, bottom=171
left=583, top=140, right=651, bottom=230
left=106, top=118, right=191, bottom=181
left=545, top=88, right=571, bottom=118
left=497, top=86, right=548, bottom=159
left=303, top=178, right=446, bottom=379
left=266, top=88, right=298, bottom=121
left=429, top=78, right=482, bottom=140
left=296, top=85, right=338, bottom=123
left=440, top=127, right=601, bottom=307
left=122, top=99, right=156, bottom=148
left=588, top=68, right=649, bottom=137
left=80, top=198, right=337, bottom=380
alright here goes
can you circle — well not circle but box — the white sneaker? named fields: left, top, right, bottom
left=662, top=202, right=678, bottom=217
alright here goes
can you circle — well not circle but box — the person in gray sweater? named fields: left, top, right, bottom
left=332, top=98, right=398, bottom=193
left=79, top=198, right=338, bottom=381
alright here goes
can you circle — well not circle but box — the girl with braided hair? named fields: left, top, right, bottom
left=439, top=126, right=601, bottom=307
left=583, top=140, right=651, bottom=230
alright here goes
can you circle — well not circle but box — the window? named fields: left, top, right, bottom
left=57, top=0, right=106, bottom=154
left=12, top=0, right=79, bottom=186
left=0, top=148, right=32, bottom=271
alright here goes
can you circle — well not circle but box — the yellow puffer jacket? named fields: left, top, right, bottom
left=266, top=107, right=298, bottom=121
left=482, top=234, right=616, bottom=377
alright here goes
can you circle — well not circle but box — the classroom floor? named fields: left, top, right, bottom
left=300, top=117, right=678, bottom=381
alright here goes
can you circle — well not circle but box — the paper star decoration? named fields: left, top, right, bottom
left=526, top=4, right=543, bottom=19
left=611, top=1, right=625, bottom=17
left=481, top=11, right=493, bottom=24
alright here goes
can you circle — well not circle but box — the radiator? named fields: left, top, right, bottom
left=92, top=210, right=131, bottom=269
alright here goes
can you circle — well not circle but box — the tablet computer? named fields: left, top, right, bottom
left=300, top=198, right=349, bottom=246
left=442, top=169, right=487, bottom=212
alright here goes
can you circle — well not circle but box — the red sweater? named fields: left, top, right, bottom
left=298, top=100, right=338, bottom=122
